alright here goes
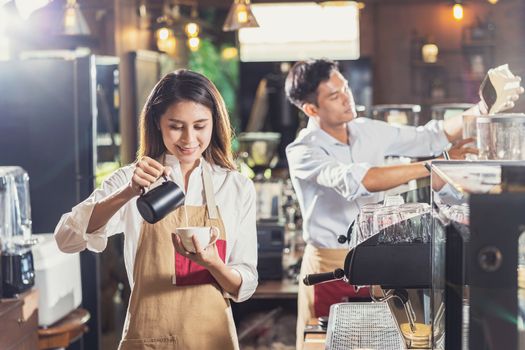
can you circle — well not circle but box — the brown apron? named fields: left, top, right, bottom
left=296, top=244, right=370, bottom=349
left=119, top=164, right=239, bottom=350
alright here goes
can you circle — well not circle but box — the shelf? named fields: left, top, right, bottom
left=463, top=72, right=484, bottom=80
left=462, top=40, right=496, bottom=49
left=252, top=279, right=298, bottom=299
left=420, top=97, right=469, bottom=105
left=411, top=60, right=445, bottom=68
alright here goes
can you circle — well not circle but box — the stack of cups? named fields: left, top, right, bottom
left=357, top=203, right=385, bottom=244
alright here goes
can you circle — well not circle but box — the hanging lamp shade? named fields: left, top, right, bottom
left=62, top=0, right=90, bottom=35
left=222, top=0, right=259, bottom=32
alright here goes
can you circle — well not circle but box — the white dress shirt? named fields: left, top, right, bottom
left=54, top=155, right=258, bottom=302
left=286, top=117, right=450, bottom=249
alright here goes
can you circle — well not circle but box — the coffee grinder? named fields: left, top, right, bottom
left=237, top=132, right=283, bottom=222
left=237, top=132, right=285, bottom=280
left=0, top=166, right=35, bottom=298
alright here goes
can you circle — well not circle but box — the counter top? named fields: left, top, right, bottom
left=252, top=278, right=299, bottom=299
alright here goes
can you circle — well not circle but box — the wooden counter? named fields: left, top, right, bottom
left=252, top=278, right=299, bottom=299
left=303, top=318, right=326, bottom=350
left=38, top=308, right=90, bottom=349
left=0, top=289, right=39, bottom=350
left=304, top=333, right=326, bottom=350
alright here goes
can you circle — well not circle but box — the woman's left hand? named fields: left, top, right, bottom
left=172, top=234, right=223, bottom=269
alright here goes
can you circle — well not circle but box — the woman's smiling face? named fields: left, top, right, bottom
left=159, top=100, right=213, bottom=169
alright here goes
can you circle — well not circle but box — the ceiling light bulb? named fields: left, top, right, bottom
left=188, top=37, right=200, bottom=51
left=487, top=0, right=498, bottom=4
left=64, top=7, right=77, bottom=29
left=453, top=3, right=463, bottom=20
left=221, top=47, right=238, bottom=60
left=61, top=0, right=90, bottom=35
left=237, top=5, right=248, bottom=23
left=185, top=22, right=199, bottom=37
left=157, top=27, right=171, bottom=41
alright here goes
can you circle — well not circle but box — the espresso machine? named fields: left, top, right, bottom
left=0, top=166, right=35, bottom=298
left=237, top=131, right=284, bottom=222
left=237, top=132, right=285, bottom=280
left=301, top=157, right=525, bottom=349
left=303, top=193, right=434, bottom=349
left=430, top=160, right=525, bottom=350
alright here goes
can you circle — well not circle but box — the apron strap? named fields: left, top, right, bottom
left=202, top=162, right=218, bottom=219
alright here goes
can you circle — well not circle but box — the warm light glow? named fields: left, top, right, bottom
left=239, top=3, right=359, bottom=61
left=184, top=22, right=199, bottom=37
left=156, top=27, right=170, bottom=41
left=221, top=47, right=238, bottom=60
left=422, top=44, right=439, bottom=63
left=64, top=7, right=77, bottom=29
left=188, top=37, right=200, bottom=51
left=487, top=0, right=498, bottom=4
left=157, top=36, right=176, bottom=55
left=156, top=27, right=176, bottom=55
left=237, top=5, right=248, bottom=23
left=223, top=0, right=259, bottom=31
left=453, top=3, right=463, bottom=20
left=62, top=0, right=90, bottom=35
left=357, top=2, right=365, bottom=10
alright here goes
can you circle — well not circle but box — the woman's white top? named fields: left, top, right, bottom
left=54, top=155, right=258, bottom=302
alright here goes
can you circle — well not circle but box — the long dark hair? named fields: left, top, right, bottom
left=137, top=69, right=236, bottom=170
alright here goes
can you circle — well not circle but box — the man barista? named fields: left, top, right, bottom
left=284, top=58, right=524, bottom=349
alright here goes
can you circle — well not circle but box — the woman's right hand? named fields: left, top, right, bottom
left=130, top=157, right=171, bottom=196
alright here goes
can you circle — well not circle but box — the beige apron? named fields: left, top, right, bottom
left=296, top=244, right=370, bottom=349
left=119, top=164, right=239, bottom=350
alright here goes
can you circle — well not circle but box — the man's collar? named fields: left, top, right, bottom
left=306, top=118, right=349, bottom=146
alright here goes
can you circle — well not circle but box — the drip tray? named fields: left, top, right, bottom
left=326, top=302, right=406, bottom=350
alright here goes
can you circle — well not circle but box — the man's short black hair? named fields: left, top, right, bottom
left=285, top=59, right=339, bottom=108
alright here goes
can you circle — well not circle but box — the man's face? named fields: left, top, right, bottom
left=309, top=70, right=356, bottom=126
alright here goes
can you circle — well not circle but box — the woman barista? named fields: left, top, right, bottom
left=54, top=70, right=258, bottom=349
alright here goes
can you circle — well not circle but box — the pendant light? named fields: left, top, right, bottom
left=184, top=6, right=200, bottom=38
left=222, top=0, right=259, bottom=32
left=452, top=1, right=463, bottom=21
left=154, top=1, right=177, bottom=55
left=62, top=0, right=90, bottom=35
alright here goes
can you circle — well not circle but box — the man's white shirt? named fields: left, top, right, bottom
left=286, top=117, right=449, bottom=249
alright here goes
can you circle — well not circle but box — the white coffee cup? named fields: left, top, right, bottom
left=173, top=226, right=220, bottom=253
